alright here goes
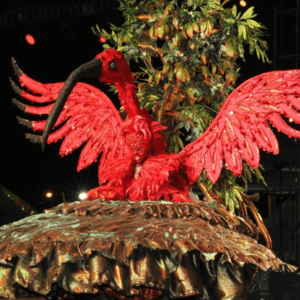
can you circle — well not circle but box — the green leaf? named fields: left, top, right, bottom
left=200, top=7, right=210, bottom=17
left=186, top=24, right=194, bottom=38
left=173, top=135, right=180, bottom=152
left=92, top=27, right=99, bottom=36
left=162, top=64, right=170, bottom=74
left=207, top=180, right=213, bottom=191
left=233, top=188, right=243, bottom=202
left=184, top=122, right=191, bottom=131
left=181, top=67, right=191, bottom=82
left=223, top=17, right=235, bottom=25
left=164, top=3, right=174, bottom=15
left=238, top=24, right=247, bottom=39
left=232, top=5, right=237, bottom=17
left=173, top=17, right=179, bottom=29
left=186, top=88, right=195, bottom=100
left=167, top=66, right=174, bottom=79
left=254, top=168, right=267, bottom=186
left=101, top=29, right=110, bottom=36
left=164, top=24, right=170, bottom=36
left=178, top=122, right=185, bottom=129
left=240, top=6, right=255, bottom=20
left=225, top=190, right=230, bottom=208
left=154, top=72, right=162, bottom=84
left=145, top=101, right=155, bottom=110
left=95, top=24, right=101, bottom=32
left=229, top=199, right=235, bottom=213
left=149, top=95, right=160, bottom=100
left=192, top=22, right=199, bottom=32
left=149, top=26, right=155, bottom=39
left=245, top=166, right=253, bottom=181
left=157, top=25, right=164, bottom=38
left=172, top=33, right=179, bottom=46
left=247, top=19, right=261, bottom=28
left=202, top=65, right=210, bottom=79
left=222, top=0, right=232, bottom=6
left=175, top=63, right=191, bottom=82
left=255, top=45, right=261, bottom=60
left=178, top=137, right=184, bottom=149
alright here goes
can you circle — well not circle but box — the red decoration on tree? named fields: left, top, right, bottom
left=99, top=36, right=106, bottom=43
left=25, top=34, right=35, bottom=45
left=11, top=50, right=300, bottom=202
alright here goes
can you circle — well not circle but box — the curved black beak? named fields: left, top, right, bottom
left=41, top=57, right=102, bottom=150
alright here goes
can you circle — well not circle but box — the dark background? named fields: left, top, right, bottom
left=0, top=0, right=297, bottom=212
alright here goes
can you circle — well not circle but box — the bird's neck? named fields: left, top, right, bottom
left=116, top=80, right=143, bottom=119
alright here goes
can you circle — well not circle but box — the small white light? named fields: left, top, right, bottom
left=46, top=192, right=53, bottom=198
left=79, top=192, right=87, bottom=200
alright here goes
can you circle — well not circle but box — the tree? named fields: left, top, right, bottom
left=92, top=0, right=269, bottom=215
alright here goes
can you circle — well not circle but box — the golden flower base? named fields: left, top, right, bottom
left=0, top=200, right=297, bottom=300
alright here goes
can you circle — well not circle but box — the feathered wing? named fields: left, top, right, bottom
left=181, top=69, right=300, bottom=185
left=11, top=64, right=128, bottom=175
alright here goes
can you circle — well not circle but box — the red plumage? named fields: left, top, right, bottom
left=11, top=49, right=300, bottom=202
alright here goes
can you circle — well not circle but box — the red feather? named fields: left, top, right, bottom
left=12, top=51, right=300, bottom=202
left=181, top=69, right=300, bottom=185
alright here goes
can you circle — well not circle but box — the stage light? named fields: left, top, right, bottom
left=239, top=0, right=247, bottom=7
left=25, top=34, right=36, bottom=45
left=46, top=192, right=53, bottom=198
left=79, top=192, right=87, bottom=200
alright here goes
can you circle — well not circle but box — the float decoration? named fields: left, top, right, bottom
left=10, top=49, right=300, bottom=202
left=1, top=49, right=299, bottom=299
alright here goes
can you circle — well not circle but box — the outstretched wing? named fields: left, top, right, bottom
left=11, top=59, right=128, bottom=173
left=181, top=70, right=300, bottom=185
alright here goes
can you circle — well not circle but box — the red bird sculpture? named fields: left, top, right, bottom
left=11, top=49, right=300, bottom=203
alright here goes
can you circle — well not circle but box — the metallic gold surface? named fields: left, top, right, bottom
left=0, top=200, right=297, bottom=299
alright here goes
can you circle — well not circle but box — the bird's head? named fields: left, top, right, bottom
left=95, top=49, right=133, bottom=85
left=41, top=49, right=132, bottom=150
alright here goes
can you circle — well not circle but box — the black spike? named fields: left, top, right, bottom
left=12, top=98, right=27, bottom=112
left=9, top=78, right=23, bottom=96
left=25, top=133, right=42, bottom=144
left=41, top=57, right=102, bottom=150
left=17, top=116, right=33, bottom=129
left=11, top=57, right=24, bottom=78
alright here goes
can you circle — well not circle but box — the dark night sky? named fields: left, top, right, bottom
left=0, top=0, right=297, bottom=211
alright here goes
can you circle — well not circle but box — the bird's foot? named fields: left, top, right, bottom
left=86, top=187, right=124, bottom=201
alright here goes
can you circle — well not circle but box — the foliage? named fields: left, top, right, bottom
left=92, top=0, right=269, bottom=212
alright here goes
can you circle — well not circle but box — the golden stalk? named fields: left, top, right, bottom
left=242, top=194, right=272, bottom=249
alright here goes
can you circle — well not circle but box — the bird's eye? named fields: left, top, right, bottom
left=109, top=61, right=118, bottom=70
